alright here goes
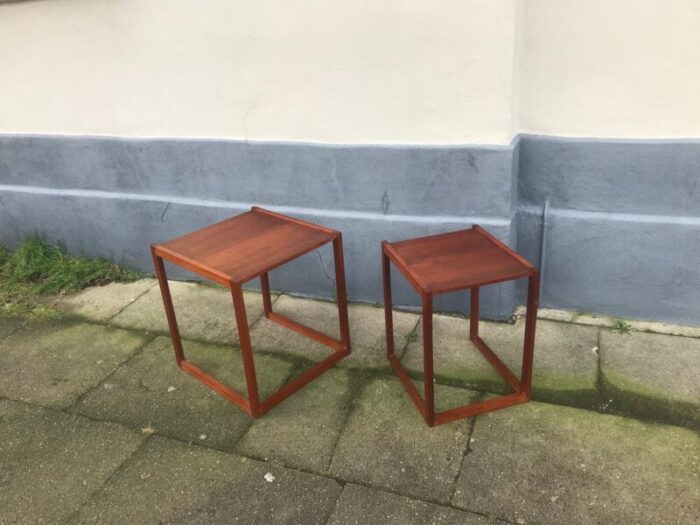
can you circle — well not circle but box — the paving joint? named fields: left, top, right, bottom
left=447, top=391, right=486, bottom=503
left=324, top=370, right=375, bottom=473
left=321, top=488, right=345, bottom=525
left=67, top=333, right=158, bottom=410
left=595, top=327, right=606, bottom=411
left=247, top=289, right=282, bottom=330
left=148, top=431, right=486, bottom=517
left=58, top=434, right=153, bottom=525
left=231, top=356, right=308, bottom=446
left=104, top=280, right=159, bottom=324
left=398, top=314, right=422, bottom=360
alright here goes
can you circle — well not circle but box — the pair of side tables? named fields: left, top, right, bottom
left=151, top=207, right=539, bottom=427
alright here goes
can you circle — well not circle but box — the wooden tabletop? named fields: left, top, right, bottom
left=384, top=226, right=535, bottom=294
left=153, top=207, right=337, bottom=286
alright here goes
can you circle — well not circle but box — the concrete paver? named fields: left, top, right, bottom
left=329, top=378, right=477, bottom=504
left=73, top=336, right=295, bottom=449
left=328, top=483, right=496, bottom=524
left=0, top=320, right=150, bottom=408
left=111, top=281, right=272, bottom=345
left=236, top=368, right=354, bottom=473
left=0, top=398, right=145, bottom=525
left=0, top=315, right=28, bottom=342
left=402, top=317, right=599, bottom=405
left=452, top=401, right=700, bottom=525
left=48, top=279, right=157, bottom=322
left=2, top=278, right=700, bottom=524
left=600, top=329, right=700, bottom=428
left=68, top=436, right=343, bottom=525
left=249, top=295, right=419, bottom=369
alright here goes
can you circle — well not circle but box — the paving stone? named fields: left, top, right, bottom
left=69, top=436, right=342, bottom=525
left=453, top=401, right=700, bottom=525
left=329, top=378, right=476, bottom=503
left=236, top=368, right=354, bottom=473
left=328, top=483, right=496, bottom=524
left=402, top=317, right=599, bottom=404
left=47, top=279, right=157, bottom=322
left=402, top=315, right=498, bottom=389
left=600, top=330, right=700, bottom=428
left=249, top=295, right=419, bottom=369
left=111, top=281, right=272, bottom=345
left=0, top=314, right=28, bottom=342
left=0, top=398, right=145, bottom=525
left=0, top=320, right=151, bottom=408
left=72, top=336, right=295, bottom=448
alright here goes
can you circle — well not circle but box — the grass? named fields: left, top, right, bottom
left=611, top=319, right=633, bottom=334
left=0, top=237, right=143, bottom=318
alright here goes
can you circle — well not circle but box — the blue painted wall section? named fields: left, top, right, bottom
left=1, top=134, right=698, bottom=324
left=517, top=136, right=700, bottom=326
left=0, top=135, right=517, bottom=319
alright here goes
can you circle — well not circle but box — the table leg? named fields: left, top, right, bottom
left=521, top=272, right=540, bottom=398
left=382, top=249, right=395, bottom=358
left=470, top=286, right=480, bottom=340
left=423, top=292, right=435, bottom=426
left=333, top=235, right=351, bottom=354
left=151, top=248, right=184, bottom=365
left=260, top=273, right=273, bottom=317
left=231, top=283, right=261, bottom=415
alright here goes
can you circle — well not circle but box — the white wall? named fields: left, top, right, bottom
left=2, top=0, right=698, bottom=144
left=519, top=0, right=700, bottom=138
left=0, top=0, right=519, bottom=145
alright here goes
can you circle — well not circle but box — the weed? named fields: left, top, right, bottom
left=404, top=329, right=418, bottom=345
left=611, top=319, right=633, bottom=334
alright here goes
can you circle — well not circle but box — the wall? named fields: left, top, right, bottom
left=516, top=136, right=700, bottom=326
left=519, top=0, right=700, bottom=138
left=0, top=0, right=519, bottom=145
left=515, top=1, right=700, bottom=326
left=0, top=136, right=519, bottom=318
left=1, top=0, right=699, bottom=324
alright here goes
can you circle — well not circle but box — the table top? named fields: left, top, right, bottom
left=153, top=207, right=337, bottom=285
left=384, top=226, right=535, bottom=294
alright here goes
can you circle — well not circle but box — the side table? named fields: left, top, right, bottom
left=382, top=226, right=539, bottom=426
left=151, top=207, right=351, bottom=417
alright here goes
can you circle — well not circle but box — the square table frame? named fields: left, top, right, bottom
left=382, top=226, right=540, bottom=427
left=151, top=207, right=351, bottom=418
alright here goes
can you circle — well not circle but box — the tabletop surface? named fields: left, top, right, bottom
left=385, top=226, right=535, bottom=293
left=155, top=208, right=336, bottom=284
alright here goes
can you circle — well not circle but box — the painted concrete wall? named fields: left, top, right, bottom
left=0, top=136, right=519, bottom=319
left=0, top=0, right=519, bottom=145
left=516, top=136, right=700, bottom=326
left=519, top=0, right=700, bottom=138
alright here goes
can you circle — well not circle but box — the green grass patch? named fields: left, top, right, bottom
left=0, top=237, right=143, bottom=318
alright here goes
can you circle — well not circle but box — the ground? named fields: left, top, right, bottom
left=1, top=279, right=698, bottom=524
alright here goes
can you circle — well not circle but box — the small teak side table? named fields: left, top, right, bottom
left=151, top=206, right=351, bottom=417
left=382, top=226, right=539, bottom=427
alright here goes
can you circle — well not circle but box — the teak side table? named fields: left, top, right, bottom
left=382, top=226, right=540, bottom=427
left=151, top=206, right=351, bottom=417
